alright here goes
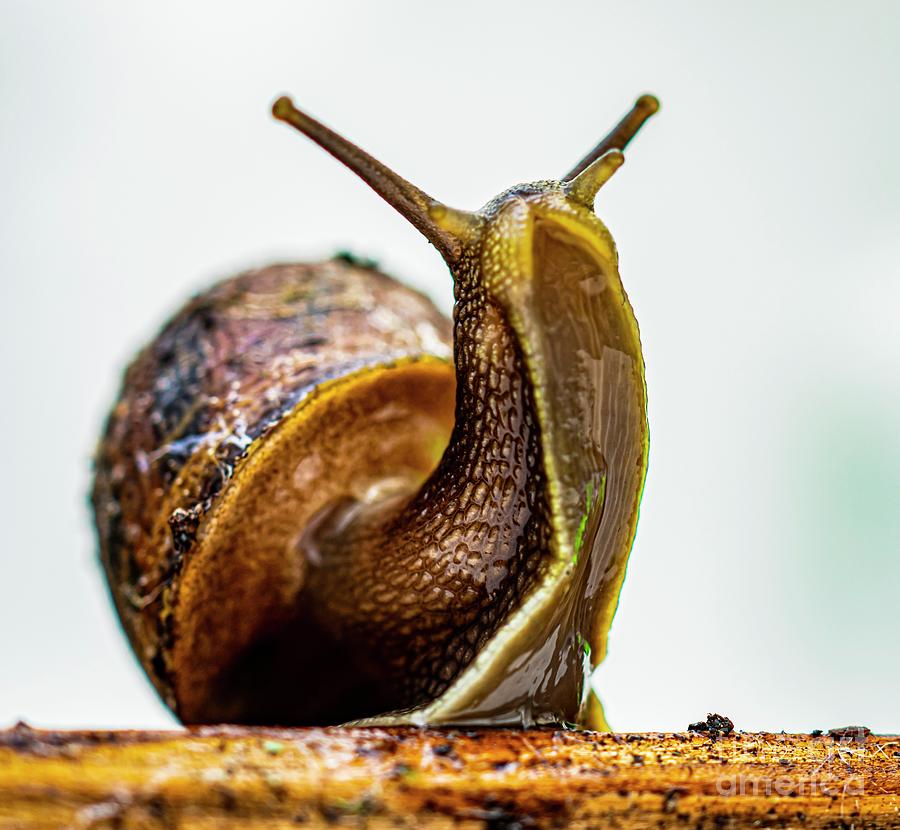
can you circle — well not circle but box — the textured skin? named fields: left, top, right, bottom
left=93, top=255, right=559, bottom=725
left=307, top=290, right=552, bottom=710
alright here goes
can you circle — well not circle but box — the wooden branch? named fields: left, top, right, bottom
left=1, top=723, right=897, bottom=828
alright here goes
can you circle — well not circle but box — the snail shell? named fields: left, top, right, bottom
left=93, top=95, right=658, bottom=728
left=94, top=259, right=455, bottom=724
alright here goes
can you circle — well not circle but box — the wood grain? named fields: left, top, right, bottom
left=1, top=724, right=897, bottom=828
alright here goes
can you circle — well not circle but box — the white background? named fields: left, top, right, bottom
left=2, top=1, right=898, bottom=732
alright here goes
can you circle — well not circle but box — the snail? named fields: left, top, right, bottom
left=92, top=93, right=658, bottom=729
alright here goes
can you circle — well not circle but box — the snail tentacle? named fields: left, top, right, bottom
left=563, top=93, right=659, bottom=181
left=273, top=96, right=466, bottom=263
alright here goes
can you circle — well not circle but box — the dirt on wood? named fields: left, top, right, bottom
left=0, top=722, right=898, bottom=828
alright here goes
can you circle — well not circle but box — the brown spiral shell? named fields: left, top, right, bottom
left=93, top=257, right=455, bottom=722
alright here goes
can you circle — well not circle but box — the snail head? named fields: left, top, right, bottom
left=271, top=94, right=659, bottom=309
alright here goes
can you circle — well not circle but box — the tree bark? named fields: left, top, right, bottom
left=1, top=723, right=897, bottom=828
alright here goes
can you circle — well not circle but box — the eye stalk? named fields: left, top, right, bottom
left=272, top=96, right=471, bottom=263
left=564, top=150, right=625, bottom=208
left=563, top=94, right=660, bottom=181
left=272, top=96, right=476, bottom=262
left=273, top=94, right=659, bottom=260
left=560, top=94, right=659, bottom=210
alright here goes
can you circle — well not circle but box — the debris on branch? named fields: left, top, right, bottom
left=1, top=723, right=897, bottom=828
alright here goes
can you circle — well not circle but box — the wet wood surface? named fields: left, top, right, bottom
left=1, top=723, right=898, bottom=828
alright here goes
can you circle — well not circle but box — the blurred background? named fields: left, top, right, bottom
left=1, top=1, right=898, bottom=732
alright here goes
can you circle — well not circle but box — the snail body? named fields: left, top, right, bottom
left=93, top=95, right=658, bottom=728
